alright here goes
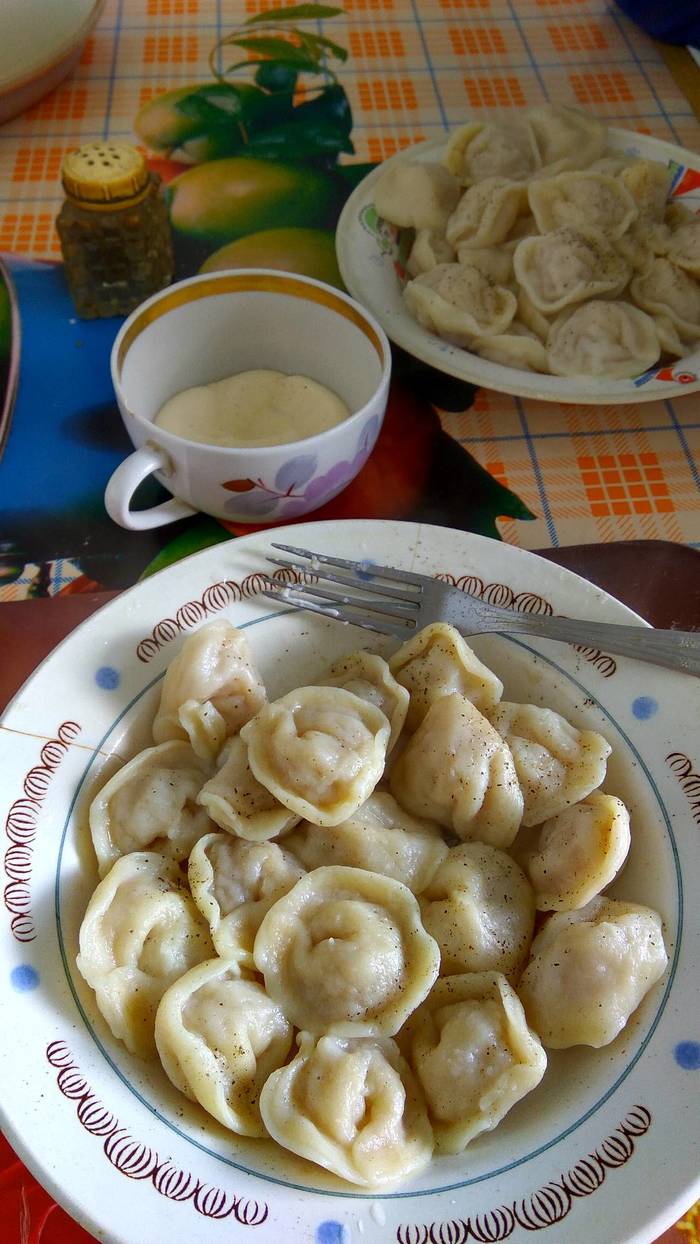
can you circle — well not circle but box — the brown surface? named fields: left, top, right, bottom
left=656, top=41, right=700, bottom=119
left=1, top=541, right=698, bottom=714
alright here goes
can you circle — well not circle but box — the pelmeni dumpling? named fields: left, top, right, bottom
left=89, top=741, right=212, bottom=877
left=444, top=119, right=539, bottom=186
left=489, top=702, right=611, bottom=827
left=445, top=177, right=524, bottom=248
left=155, top=956, right=292, bottom=1137
left=514, top=228, right=630, bottom=315
left=253, top=865, right=440, bottom=1035
left=518, top=897, right=668, bottom=1048
left=373, top=160, right=460, bottom=231
left=196, top=736, right=300, bottom=841
left=664, top=217, right=700, bottom=279
left=320, top=650, right=409, bottom=752
left=524, top=791, right=631, bottom=911
left=152, top=620, right=266, bottom=757
left=403, top=263, right=516, bottom=346
left=528, top=104, right=606, bottom=174
left=241, top=686, right=389, bottom=827
left=456, top=242, right=515, bottom=285
left=284, top=792, right=447, bottom=895
left=528, top=172, right=637, bottom=239
left=390, top=694, right=523, bottom=847
left=420, top=843, right=535, bottom=978
left=631, top=257, right=700, bottom=339
left=517, top=286, right=553, bottom=341
left=260, top=1031, right=433, bottom=1186
left=474, top=323, right=549, bottom=373
left=188, top=832, right=305, bottom=967
left=619, top=160, right=671, bottom=226
left=406, top=229, right=455, bottom=277
left=547, top=300, right=661, bottom=379
left=389, top=622, right=503, bottom=732
left=77, top=852, right=214, bottom=1058
left=405, top=972, right=546, bottom=1153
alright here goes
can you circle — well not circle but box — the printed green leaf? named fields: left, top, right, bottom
left=246, top=4, right=344, bottom=25
left=220, top=35, right=322, bottom=72
left=296, top=31, right=348, bottom=62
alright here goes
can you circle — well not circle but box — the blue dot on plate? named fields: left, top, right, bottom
left=96, top=666, right=120, bottom=690
left=632, top=695, right=658, bottom=720
left=316, top=1223, right=348, bottom=1244
left=675, top=1041, right=700, bottom=1070
left=11, top=964, right=39, bottom=992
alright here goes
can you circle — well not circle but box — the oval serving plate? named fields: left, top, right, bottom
left=0, top=518, right=698, bottom=1244
left=336, top=130, right=700, bottom=404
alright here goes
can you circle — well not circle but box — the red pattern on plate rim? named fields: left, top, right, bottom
left=3, top=721, right=81, bottom=942
left=395, top=1106, right=651, bottom=1243
left=45, top=1041, right=268, bottom=1226
left=135, top=568, right=617, bottom=677
left=665, top=752, right=700, bottom=826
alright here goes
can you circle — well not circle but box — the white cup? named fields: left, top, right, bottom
left=106, top=269, right=391, bottom=529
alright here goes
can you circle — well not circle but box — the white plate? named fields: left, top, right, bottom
left=336, top=131, right=700, bottom=404
left=0, top=0, right=104, bottom=124
left=1, top=519, right=699, bottom=1244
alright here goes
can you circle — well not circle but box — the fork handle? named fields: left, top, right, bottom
left=476, top=611, right=700, bottom=677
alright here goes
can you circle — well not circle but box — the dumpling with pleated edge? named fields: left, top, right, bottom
left=155, top=955, right=293, bottom=1137
left=403, top=263, right=516, bottom=347
left=546, top=300, right=661, bottom=379
left=517, top=896, right=668, bottom=1048
left=187, top=832, right=305, bottom=968
left=373, top=159, right=460, bottom=231
left=402, top=971, right=546, bottom=1153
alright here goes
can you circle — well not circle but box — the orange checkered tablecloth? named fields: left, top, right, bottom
left=1, top=0, right=699, bottom=555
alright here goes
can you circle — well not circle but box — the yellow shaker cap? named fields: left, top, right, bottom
left=62, top=142, right=149, bottom=204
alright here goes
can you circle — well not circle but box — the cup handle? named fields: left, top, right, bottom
left=105, top=443, right=197, bottom=530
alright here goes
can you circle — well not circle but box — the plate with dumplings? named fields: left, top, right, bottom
left=336, top=105, right=700, bottom=403
left=0, top=517, right=698, bottom=1243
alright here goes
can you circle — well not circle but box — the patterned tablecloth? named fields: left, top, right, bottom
left=0, top=0, right=699, bottom=1240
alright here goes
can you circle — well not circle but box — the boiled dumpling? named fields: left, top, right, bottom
left=241, top=685, right=389, bottom=827
left=320, top=650, right=409, bottom=751
left=528, top=172, right=637, bottom=239
left=89, top=740, right=212, bottom=877
left=474, top=323, right=549, bottom=373
left=77, top=852, right=214, bottom=1058
left=260, top=1031, right=433, bottom=1186
left=406, top=228, right=455, bottom=277
left=517, top=286, right=553, bottom=342
left=455, top=242, right=515, bottom=286
left=445, top=177, right=525, bottom=248
left=155, top=956, right=292, bottom=1137
left=514, top=228, right=630, bottom=315
left=390, top=694, right=523, bottom=847
left=523, top=791, right=631, bottom=911
left=631, top=257, right=700, bottom=339
left=284, top=791, right=447, bottom=894
left=253, top=865, right=439, bottom=1034
left=420, top=843, right=535, bottom=978
left=489, top=702, right=611, bottom=826
left=547, top=300, right=661, bottom=379
left=663, top=216, right=700, bottom=278
left=389, top=622, right=503, bottom=731
left=619, top=160, right=671, bottom=226
left=403, top=263, right=516, bottom=346
left=373, top=160, right=460, bottom=231
left=518, top=896, right=668, bottom=1047
left=152, top=620, right=266, bottom=757
left=443, top=119, right=539, bottom=185
left=196, top=735, right=300, bottom=841
left=527, top=104, right=607, bottom=174
left=188, top=832, right=305, bottom=968
left=404, top=972, right=546, bottom=1153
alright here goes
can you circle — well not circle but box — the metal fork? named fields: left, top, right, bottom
left=259, top=543, right=700, bottom=678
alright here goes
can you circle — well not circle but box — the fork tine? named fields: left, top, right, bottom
left=287, top=579, right=419, bottom=619
left=271, top=543, right=426, bottom=588
left=266, top=555, right=421, bottom=602
left=260, top=590, right=410, bottom=638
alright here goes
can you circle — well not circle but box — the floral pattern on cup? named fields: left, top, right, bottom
left=221, top=415, right=381, bottom=519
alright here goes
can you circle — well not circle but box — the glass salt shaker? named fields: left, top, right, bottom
left=56, top=140, right=173, bottom=319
